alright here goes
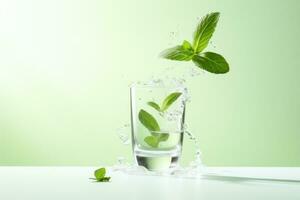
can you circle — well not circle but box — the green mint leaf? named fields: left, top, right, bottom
left=144, top=133, right=169, bottom=147
left=93, top=168, right=111, bottom=182
left=147, top=101, right=161, bottom=112
left=160, top=45, right=194, bottom=61
left=91, top=177, right=111, bottom=182
left=192, top=52, right=229, bottom=74
left=144, top=136, right=159, bottom=147
left=94, top=168, right=106, bottom=180
left=161, top=92, right=182, bottom=112
left=97, top=177, right=111, bottom=182
left=193, top=12, right=220, bottom=53
left=138, top=109, right=160, bottom=132
left=182, top=40, right=193, bottom=50
left=159, top=133, right=169, bottom=142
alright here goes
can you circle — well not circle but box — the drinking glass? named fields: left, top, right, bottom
left=130, top=84, right=186, bottom=171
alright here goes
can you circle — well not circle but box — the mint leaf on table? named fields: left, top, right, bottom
left=160, top=92, right=182, bottom=112
left=95, top=168, right=106, bottom=179
left=91, top=168, right=111, bottom=182
left=160, top=12, right=230, bottom=74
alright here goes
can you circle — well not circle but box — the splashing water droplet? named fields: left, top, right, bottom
left=209, top=41, right=217, bottom=48
left=116, top=124, right=131, bottom=145
left=185, top=130, right=204, bottom=171
left=117, top=156, right=126, bottom=165
left=189, top=67, right=201, bottom=77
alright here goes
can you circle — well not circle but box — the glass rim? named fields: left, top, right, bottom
left=129, top=83, right=187, bottom=90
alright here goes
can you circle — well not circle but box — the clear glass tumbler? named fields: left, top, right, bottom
left=130, top=84, right=186, bottom=171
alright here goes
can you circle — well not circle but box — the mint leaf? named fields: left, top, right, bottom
left=144, top=136, right=159, bottom=148
left=160, top=45, right=194, bottom=61
left=159, top=133, right=169, bottom=142
left=144, top=134, right=169, bottom=147
left=93, top=168, right=111, bottom=182
left=147, top=101, right=161, bottom=112
left=138, top=109, right=160, bottom=132
left=98, top=177, right=111, bottom=182
left=139, top=109, right=171, bottom=147
left=192, top=52, right=229, bottom=74
left=193, top=12, right=220, bottom=53
left=161, top=92, right=182, bottom=112
left=94, top=168, right=106, bottom=180
left=138, top=109, right=160, bottom=137
left=182, top=40, right=193, bottom=50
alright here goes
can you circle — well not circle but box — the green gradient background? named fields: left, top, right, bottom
left=0, top=0, right=299, bottom=166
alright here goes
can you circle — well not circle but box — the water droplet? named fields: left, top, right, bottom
left=116, top=124, right=131, bottom=145
left=189, top=67, right=201, bottom=77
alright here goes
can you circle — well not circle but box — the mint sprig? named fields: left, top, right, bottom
left=90, top=168, right=111, bottom=182
left=139, top=92, right=182, bottom=148
left=160, top=12, right=229, bottom=74
left=138, top=109, right=169, bottom=147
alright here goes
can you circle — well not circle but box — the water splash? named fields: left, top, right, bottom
left=209, top=40, right=217, bottom=49
left=184, top=125, right=204, bottom=170
left=113, top=124, right=131, bottom=172
left=113, top=122, right=205, bottom=178
left=116, top=66, right=206, bottom=177
left=188, top=67, right=202, bottom=77
left=116, top=124, right=131, bottom=145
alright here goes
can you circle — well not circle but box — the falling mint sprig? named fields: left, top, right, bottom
left=160, top=12, right=229, bottom=74
left=90, top=167, right=111, bottom=182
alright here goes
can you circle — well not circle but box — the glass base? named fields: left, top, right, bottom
left=134, top=149, right=180, bottom=171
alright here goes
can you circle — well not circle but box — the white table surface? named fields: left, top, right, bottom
left=0, top=167, right=299, bottom=200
